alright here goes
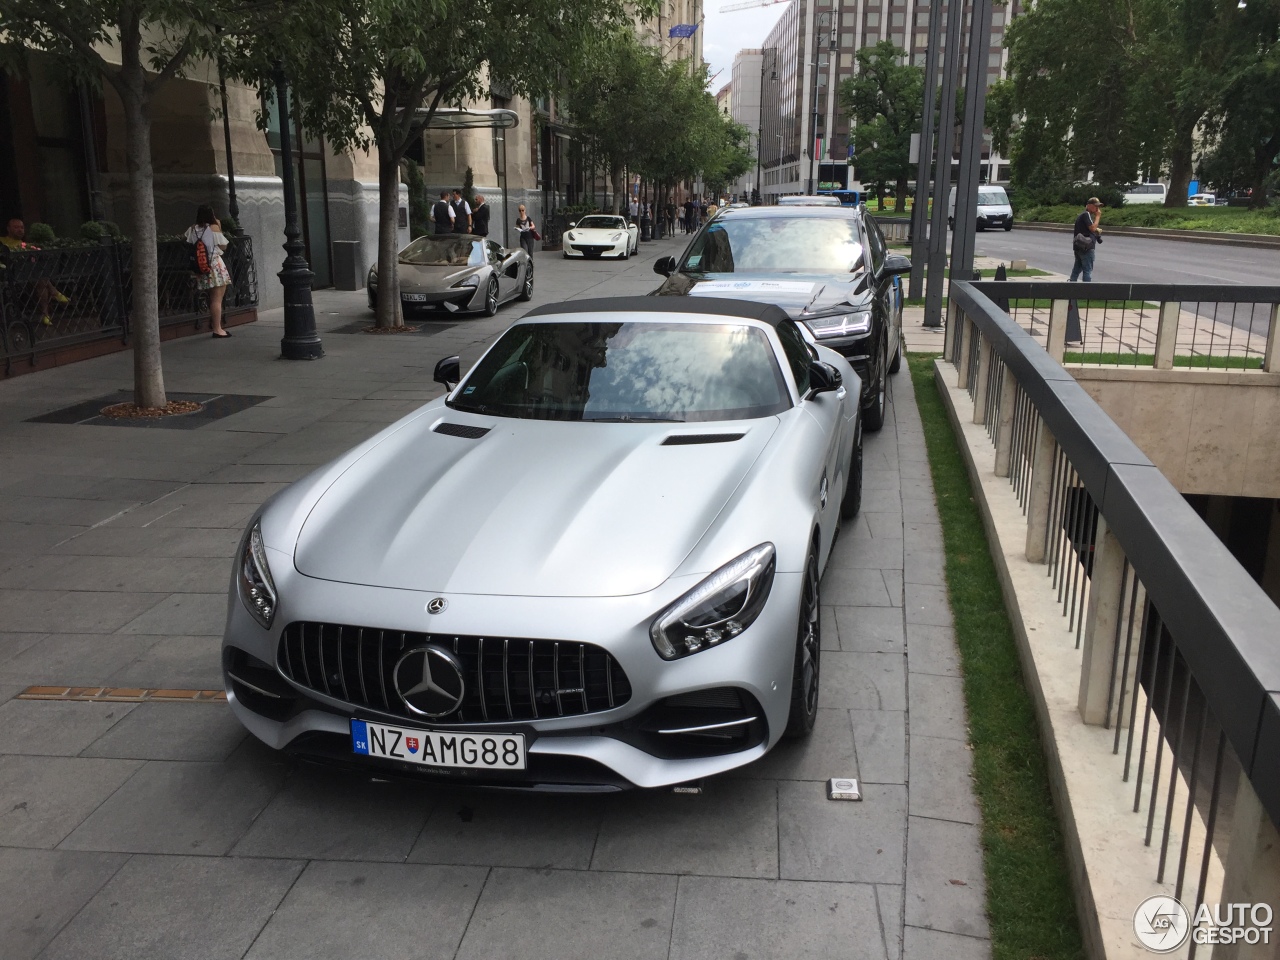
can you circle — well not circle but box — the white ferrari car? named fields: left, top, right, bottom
left=222, top=296, right=863, bottom=791
left=562, top=214, right=640, bottom=260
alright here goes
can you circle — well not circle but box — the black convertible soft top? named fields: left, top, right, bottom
left=522, top=296, right=792, bottom=328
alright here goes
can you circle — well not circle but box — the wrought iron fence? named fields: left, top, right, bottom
left=946, top=279, right=1280, bottom=956
left=972, top=281, right=1280, bottom=371
left=0, top=236, right=258, bottom=364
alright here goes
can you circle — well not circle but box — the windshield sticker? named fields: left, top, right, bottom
left=693, top=280, right=816, bottom=295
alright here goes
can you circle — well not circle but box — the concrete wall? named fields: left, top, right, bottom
left=1071, top=367, right=1280, bottom=499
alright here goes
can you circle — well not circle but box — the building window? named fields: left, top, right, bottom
left=989, top=52, right=1002, bottom=67
left=892, top=12, right=904, bottom=25
left=866, top=12, right=879, bottom=26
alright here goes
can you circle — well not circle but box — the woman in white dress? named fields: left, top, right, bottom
left=184, top=204, right=233, bottom=337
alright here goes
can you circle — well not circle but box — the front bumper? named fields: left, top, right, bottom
left=367, top=284, right=480, bottom=312
left=564, top=243, right=626, bottom=258
left=809, top=333, right=874, bottom=405
left=222, top=564, right=803, bottom=790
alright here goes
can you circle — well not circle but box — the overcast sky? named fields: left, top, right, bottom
left=700, top=1, right=790, bottom=93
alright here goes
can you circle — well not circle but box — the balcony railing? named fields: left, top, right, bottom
left=0, top=236, right=258, bottom=368
left=943, top=279, right=1280, bottom=956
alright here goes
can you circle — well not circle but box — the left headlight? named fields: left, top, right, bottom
left=238, top=522, right=278, bottom=629
left=650, top=543, right=776, bottom=660
left=566, top=232, right=577, bottom=241
left=806, top=310, right=872, bottom=339
left=452, top=274, right=481, bottom=288
left=610, top=233, right=623, bottom=241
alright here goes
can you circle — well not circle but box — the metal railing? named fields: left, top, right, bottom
left=971, top=281, right=1280, bottom=371
left=0, top=236, right=258, bottom=366
left=946, top=280, right=1280, bottom=955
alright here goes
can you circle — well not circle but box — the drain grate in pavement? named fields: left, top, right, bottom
left=18, top=685, right=227, bottom=703
left=27, top=391, right=272, bottom=429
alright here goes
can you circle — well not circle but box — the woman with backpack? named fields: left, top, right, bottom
left=185, top=204, right=233, bottom=337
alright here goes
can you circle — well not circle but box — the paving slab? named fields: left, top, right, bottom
left=904, top=816, right=991, bottom=940
left=0, top=754, right=142, bottom=847
left=81, top=701, right=248, bottom=761
left=670, top=875, right=885, bottom=960
left=39, top=853, right=303, bottom=960
left=455, top=867, right=677, bottom=960
left=0, top=697, right=136, bottom=756
left=0, top=847, right=128, bottom=960
left=244, top=861, right=487, bottom=960
left=777, top=780, right=907, bottom=884
left=834, top=605, right=907, bottom=653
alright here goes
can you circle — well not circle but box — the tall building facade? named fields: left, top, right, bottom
left=729, top=49, right=765, bottom=202
left=756, top=0, right=1020, bottom=200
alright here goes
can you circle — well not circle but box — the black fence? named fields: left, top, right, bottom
left=0, top=236, right=258, bottom=365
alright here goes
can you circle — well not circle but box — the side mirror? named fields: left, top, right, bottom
left=808, top=361, right=843, bottom=396
left=654, top=256, right=675, bottom=277
left=568, top=221, right=576, bottom=230
left=882, top=253, right=912, bottom=276
left=434, top=355, right=461, bottom=389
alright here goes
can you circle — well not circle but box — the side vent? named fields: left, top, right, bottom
left=433, top=422, right=490, bottom=440
left=662, top=433, right=745, bottom=446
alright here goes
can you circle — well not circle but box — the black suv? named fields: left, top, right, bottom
left=651, top=205, right=908, bottom=431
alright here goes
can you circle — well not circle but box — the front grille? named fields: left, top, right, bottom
left=571, top=245, right=610, bottom=255
left=277, top=622, right=632, bottom=725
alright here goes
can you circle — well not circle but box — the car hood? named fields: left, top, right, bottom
left=397, top=263, right=483, bottom=289
left=655, top=272, right=871, bottom=320
left=293, top=414, right=778, bottom=597
left=568, top=227, right=630, bottom=238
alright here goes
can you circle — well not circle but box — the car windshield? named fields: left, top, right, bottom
left=978, top=188, right=1008, bottom=204
left=449, top=321, right=792, bottom=422
left=681, top=217, right=865, bottom=275
left=577, top=216, right=626, bottom=230
left=399, top=237, right=484, bottom=266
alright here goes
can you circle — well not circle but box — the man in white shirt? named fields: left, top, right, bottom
left=451, top=190, right=472, bottom=234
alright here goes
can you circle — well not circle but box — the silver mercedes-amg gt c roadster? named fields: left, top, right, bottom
left=223, top=297, right=863, bottom=791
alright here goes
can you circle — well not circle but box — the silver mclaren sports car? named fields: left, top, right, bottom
left=366, top=235, right=533, bottom=316
left=223, top=297, right=863, bottom=791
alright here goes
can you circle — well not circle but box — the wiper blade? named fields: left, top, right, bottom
left=583, top=415, right=686, bottom=423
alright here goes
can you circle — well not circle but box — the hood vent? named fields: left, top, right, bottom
left=662, top=433, right=745, bottom=446
left=433, top=421, right=490, bottom=440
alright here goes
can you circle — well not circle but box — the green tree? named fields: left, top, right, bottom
left=0, top=1, right=255, bottom=407
left=702, top=117, right=755, bottom=201
left=232, top=0, right=643, bottom=328
left=838, top=41, right=923, bottom=208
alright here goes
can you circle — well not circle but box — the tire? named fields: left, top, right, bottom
left=862, top=336, right=888, bottom=433
left=840, top=422, right=863, bottom=520
left=1004, top=222, right=1013, bottom=232
left=6, top=322, right=32, bottom=353
left=517, top=261, right=534, bottom=301
left=888, top=327, right=903, bottom=375
left=482, top=277, right=499, bottom=317
left=784, top=546, right=821, bottom=738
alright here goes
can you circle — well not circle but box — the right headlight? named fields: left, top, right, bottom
left=650, top=543, right=775, bottom=660
left=238, top=522, right=278, bottom=629
left=806, top=310, right=873, bottom=340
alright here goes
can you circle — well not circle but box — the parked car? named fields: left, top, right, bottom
left=1188, top=192, right=1217, bottom=206
left=777, top=195, right=843, bottom=206
left=561, top=214, right=639, bottom=260
left=947, top=185, right=1013, bottom=231
left=367, top=235, right=532, bottom=317
left=222, top=296, right=863, bottom=790
left=1123, top=182, right=1168, bottom=205
left=651, top=204, right=908, bottom=432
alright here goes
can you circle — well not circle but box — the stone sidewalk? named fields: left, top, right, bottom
left=0, top=233, right=989, bottom=960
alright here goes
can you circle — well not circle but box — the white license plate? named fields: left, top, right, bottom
left=351, top=719, right=526, bottom=770
left=401, top=293, right=428, bottom=302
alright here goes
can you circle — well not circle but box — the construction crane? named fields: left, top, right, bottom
left=719, top=0, right=789, bottom=14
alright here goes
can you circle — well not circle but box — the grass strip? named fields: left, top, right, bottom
left=907, top=352, right=1086, bottom=960
left=1015, top=203, right=1280, bottom=236
left=1063, top=351, right=1262, bottom=369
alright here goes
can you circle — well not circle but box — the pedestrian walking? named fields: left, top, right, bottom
left=432, top=191, right=454, bottom=235
left=184, top=204, right=232, bottom=338
left=683, top=199, right=695, bottom=234
left=451, top=189, right=472, bottom=234
left=1070, top=197, right=1103, bottom=282
left=515, top=204, right=538, bottom=257
left=665, top=199, right=676, bottom=236
left=472, top=194, right=491, bottom=238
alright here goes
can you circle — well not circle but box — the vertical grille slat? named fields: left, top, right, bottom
left=277, top=622, right=629, bottom=724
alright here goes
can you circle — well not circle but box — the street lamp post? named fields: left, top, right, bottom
left=755, top=49, right=777, bottom=204
left=272, top=61, right=323, bottom=360
left=807, top=15, right=837, bottom=195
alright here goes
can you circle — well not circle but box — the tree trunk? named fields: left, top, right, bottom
left=375, top=146, right=404, bottom=329
left=1165, top=124, right=1194, bottom=208
left=610, top=163, right=624, bottom=214
left=119, top=56, right=166, bottom=408
left=1249, top=138, right=1278, bottom=210
left=895, top=175, right=908, bottom=211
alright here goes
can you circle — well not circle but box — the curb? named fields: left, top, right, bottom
left=1013, top=220, right=1280, bottom=250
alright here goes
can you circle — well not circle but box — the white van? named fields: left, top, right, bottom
left=947, top=185, right=1014, bottom=231
left=1123, top=183, right=1167, bottom=205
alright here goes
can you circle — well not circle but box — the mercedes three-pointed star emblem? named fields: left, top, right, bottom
left=392, top=646, right=466, bottom=718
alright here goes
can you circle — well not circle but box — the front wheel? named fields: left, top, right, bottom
left=862, top=336, right=888, bottom=433
left=784, top=547, right=821, bottom=738
left=1004, top=222, right=1013, bottom=232
left=518, top=262, right=535, bottom=301
left=482, top=277, right=500, bottom=317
